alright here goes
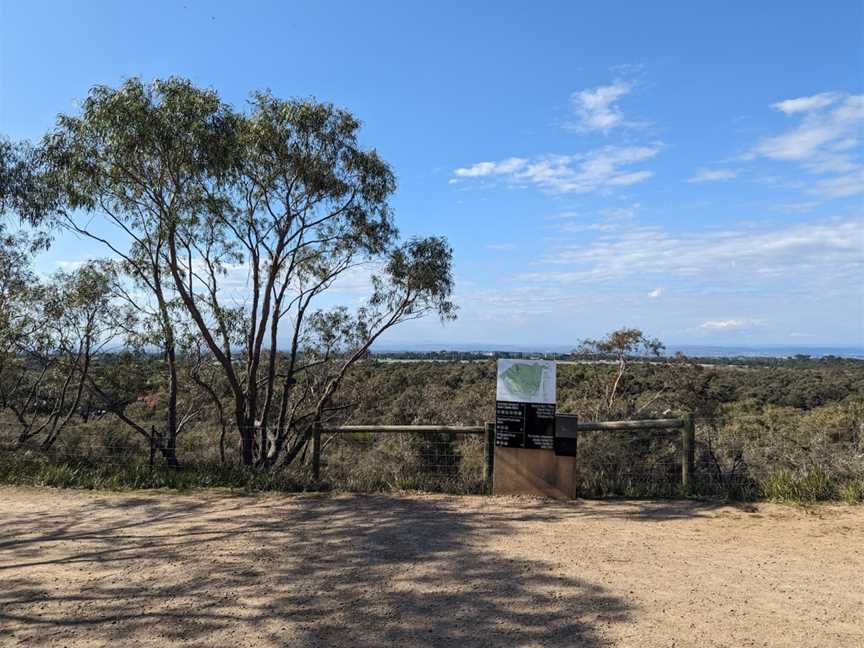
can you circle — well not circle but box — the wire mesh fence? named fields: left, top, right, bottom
left=575, top=428, right=684, bottom=497
left=1, top=418, right=691, bottom=496
left=0, top=420, right=492, bottom=494
left=0, top=419, right=163, bottom=465
left=1, top=414, right=861, bottom=500
left=318, top=429, right=488, bottom=494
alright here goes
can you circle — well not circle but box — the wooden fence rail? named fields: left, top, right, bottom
left=320, top=425, right=486, bottom=434
left=575, top=418, right=684, bottom=431
left=316, top=415, right=696, bottom=495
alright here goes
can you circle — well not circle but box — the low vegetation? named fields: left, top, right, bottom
left=2, top=348, right=862, bottom=503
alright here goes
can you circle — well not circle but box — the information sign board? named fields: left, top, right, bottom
left=495, top=359, right=556, bottom=449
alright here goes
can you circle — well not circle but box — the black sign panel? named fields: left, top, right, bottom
left=495, top=401, right=556, bottom=449
left=494, top=401, right=525, bottom=448
left=554, top=414, right=578, bottom=457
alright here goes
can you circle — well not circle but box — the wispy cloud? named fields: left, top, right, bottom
left=543, top=211, right=582, bottom=222
left=772, top=92, right=842, bottom=115
left=567, top=80, right=635, bottom=133
left=519, top=216, right=864, bottom=293
left=813, top=168, right=864, bottom=199
left=553, top=204, right=640, bottom=233
left=328, top=261, right=387, bottom=295
left=485, top=243, right=516, bottom=251
left=769, top=201, right=821, bottom=214
left=697, top=318, right=763, bottom=332
left=647, top=287, right=664, bottom=299
left=452, top=145, right=660, bottom=194
left=452, top=79, right=658, bottom=194
left=752, top=93, right=862, bottom=162
left=748, top=92, right=864, bottom=198
left=687, top=168, right=737, bottom=183
left=452, top=157, right=527, bottom=179
left=55, top=260, right=87, bottom=271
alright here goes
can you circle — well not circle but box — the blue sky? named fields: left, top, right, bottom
left=2, top=0, right=863, bottom=347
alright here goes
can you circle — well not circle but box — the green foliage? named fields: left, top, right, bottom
left=4, top=77, right=457, bottom=468
left=340, top=359, right=864, bottom=501
left=0, top=136, right=60, bottom=229
left=839, top=480, right=864, bottom=504
left=762, top=469, right=835, bottom=503
left=576, top=430, right=682, bottom=498
left=3, top=355, right=862, bottom=500
left=0, top=452, right=311, bottom=492
left=579, top=328, right=664, bottom=358
left=317, top=431, right=485, bottom=494
left=0, top=445, right=483, bottom=495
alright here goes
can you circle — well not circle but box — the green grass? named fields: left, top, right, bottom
left=0, top=452, right=487, bottom=495
left=839, top=479, right=864, bottom=504
left=2, top=452, right=860, bottom=502
left=761, top=469, right=836, bottom=503
left=0, top=453, right=315, bottom=493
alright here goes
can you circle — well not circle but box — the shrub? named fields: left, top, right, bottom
left=840, top=480, right=864, bottom=504
left=762, top=469, right=835, bottom=503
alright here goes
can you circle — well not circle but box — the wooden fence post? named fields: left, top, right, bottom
left=148, top=427, right=156, bottom=471
left=312, top=420, right=321, bottom=481
left=681, top=413, right=695, bottom=495
left=484, top=421, right=495, bottom=493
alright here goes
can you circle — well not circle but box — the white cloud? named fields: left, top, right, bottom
left=486, top=243, right=516, bottom=251
left=452, top=144, right=660, bottom=194
left=554, top=204, right=640, bottom=234
left=544, top=211, right=582, bottom=222
left=813, top=168, right=864, bottom=198
left=647, top=287, right=663, bottom=299
left=185, top=257, right=382, bottom=301
left=697, top=318, right=762, bottom=332
left=772, top=92, right=841, bottom=115
left=753, top=95, right=859, bottom=159
left=770, top=201, right=820, bottom=214
left=452, top=157, right=528, bottom=178
left=687, top=169, right=737, bottom=183
left=519, top=216, right=864, bottom=294
left=459, top=284, right=610, bottom=319
left=603, top=204, right=640, bottom=222
left=55, top=260, right=86, bottom=271
left=568, top=80, right=634, bottom=133
left=328, top=261, right=386, bottom=295
left=748, top=93, right=864, bottom=198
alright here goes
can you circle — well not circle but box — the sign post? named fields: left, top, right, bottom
left=493, top=359, right=578, bottom=498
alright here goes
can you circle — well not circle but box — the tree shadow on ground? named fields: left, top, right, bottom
left=0, top=492, right=630, bottom=647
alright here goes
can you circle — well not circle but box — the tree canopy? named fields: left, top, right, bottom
left=2, top=77, right=455, bottom=466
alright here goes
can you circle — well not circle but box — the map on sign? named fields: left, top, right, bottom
left=496, top=359, right=556, bottom=404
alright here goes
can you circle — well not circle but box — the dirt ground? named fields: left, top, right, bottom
left=0, top=487, right=861, bottom=648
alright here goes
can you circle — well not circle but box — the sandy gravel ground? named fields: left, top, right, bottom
left=0, top=487, right=861, bottom=647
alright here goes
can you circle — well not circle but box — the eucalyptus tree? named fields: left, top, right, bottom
left=0, top=230, right=40, bottom=431
left=38, top=78, right=455, bottom=466
left=1, top=137, right=58, bottom=231
left=578, top=328, right=664, bottom=419
left=0, top=140, right=52, bottom=442
left=164, top=92, right=455, bottom=465
left=266, top=237, right=456, bottom=466
left=33, top=80, right=236, bottom=465
left=0, top=262, right=118, bottom=450
left=0, top=137, right=55, bottom=386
